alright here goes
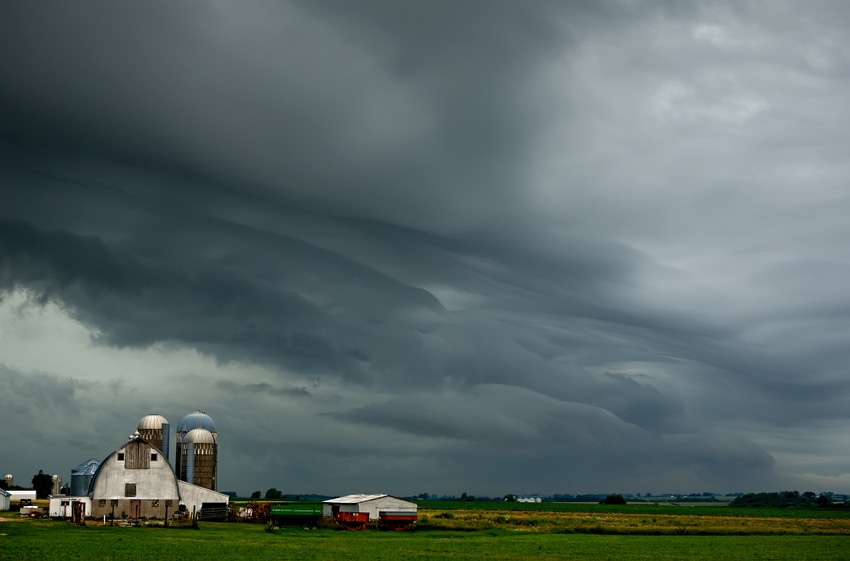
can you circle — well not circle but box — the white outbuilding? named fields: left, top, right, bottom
left=322, top=494, right=417, bottom=521
left=0, top=489, right=10, bottom=511
left=48, top=496, right=92, bottom=519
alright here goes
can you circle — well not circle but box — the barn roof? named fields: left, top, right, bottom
left=322, top=494, right=415, bottom=505
left=323, top=494, right=389, bottom=504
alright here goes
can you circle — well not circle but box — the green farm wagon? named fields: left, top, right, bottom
left=268, top=502, right=324, bottom=529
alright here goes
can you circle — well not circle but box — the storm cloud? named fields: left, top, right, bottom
left=2, top=0, right=850, bottom=496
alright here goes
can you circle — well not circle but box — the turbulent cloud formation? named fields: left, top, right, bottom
left=2, top=0, right=850, bottom=496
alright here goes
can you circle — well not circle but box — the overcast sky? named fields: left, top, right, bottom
left=3, top=0, right=850, bottom=498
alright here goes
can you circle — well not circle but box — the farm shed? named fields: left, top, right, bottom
left=49, top=496, right=92, bottom=519
left=322, top=494, right=417, bottom=522
left=0, top=489, right=10, bottom=511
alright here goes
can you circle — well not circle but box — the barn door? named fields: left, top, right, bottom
left=71, top=501, right=84, bottom=523
left=130, top=500, right=141, bottom=519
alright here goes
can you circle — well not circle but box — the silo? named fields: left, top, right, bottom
left=4, top=474, right=12, bottom=488
left=51, top=475, right=61, bottom=495
left=175, top=410, right=217, bottom=482
left=70, top=458, right=100, bottom=496
left=137, top=414, right=170, bottom=459
left=181, top=428, right=217, bottom=490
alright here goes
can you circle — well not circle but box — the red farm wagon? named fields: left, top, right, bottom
left=378, top=510, right=417, bottom=531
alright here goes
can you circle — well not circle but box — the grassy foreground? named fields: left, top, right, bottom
left=3, top=505, right=850, bottom=561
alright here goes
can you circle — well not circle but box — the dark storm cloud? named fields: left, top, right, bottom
left=0, top=0, right=575, bottom=230
left=217, top=380, right=311, bottom=399
left=0, top=207, right=440, bottom=382
left=3, top=0, right=850, bottom=494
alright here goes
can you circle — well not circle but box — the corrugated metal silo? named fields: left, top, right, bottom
left=70, top=458, right=100, bottom=496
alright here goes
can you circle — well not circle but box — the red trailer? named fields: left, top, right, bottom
left=334, top=511, right=369, bottom=530
left=378, top=510, right=417, bottom=531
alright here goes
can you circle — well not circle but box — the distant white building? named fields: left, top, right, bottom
left=7, top=490, right=37, bottom=502
left=322, top=494, right=417, bottom=521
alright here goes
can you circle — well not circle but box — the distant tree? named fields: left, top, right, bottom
left=601, top=494, right=627, bottom=505
left=816, top=495, right=832, bottom=507
left=265, top=488, right=282, bottom=499
left=31, top=470, right=53, bottom=499
left=251, top=491, right=261, bottom=499
left=504, top=494, right=516, bottom=502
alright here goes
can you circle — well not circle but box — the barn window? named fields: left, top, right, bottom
left=125, top=483, right=137, bottom=497
left=151, top=453, right=158, bottom=462
left=98, top=500, right=106, bottom=507
left=111, top=499, right=118, bottom=507
left=118, top=453, right=125, bottom=461
left=165, top=500, right=173, bottom=507
left=151, top=500, right=159, bottom=507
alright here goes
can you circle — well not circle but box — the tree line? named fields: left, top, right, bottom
left=731, top=491, right=840, bottom=508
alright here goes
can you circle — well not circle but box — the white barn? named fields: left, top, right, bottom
left=322, top=494, right=417, bottom=521
left=0, top=489, right=10, bottom=511
left=88, top=434, right=228, bottom=520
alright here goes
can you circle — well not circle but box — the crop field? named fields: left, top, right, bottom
left=3, top=504, right=850, bottom=561
left=416, top=502, right=850, bottom=534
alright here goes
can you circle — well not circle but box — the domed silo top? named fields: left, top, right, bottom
left=137, top=413, right=169, bottom=430
left=177, top=410, right=216, bottom=434
left=183, top=427, right=216, bottom=444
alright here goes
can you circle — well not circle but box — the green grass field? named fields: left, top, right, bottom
left=3, top=504, right=850, bottom=560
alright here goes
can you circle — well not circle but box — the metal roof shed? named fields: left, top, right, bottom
left=0, top=489, right=10, bottom=511
left=322, top=494, right=417, bottom=521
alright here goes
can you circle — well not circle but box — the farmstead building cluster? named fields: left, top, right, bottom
left=48, top=410, right=229, bottom=521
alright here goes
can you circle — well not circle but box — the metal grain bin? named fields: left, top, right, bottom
left=70, top=458, right=100, bottom=496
